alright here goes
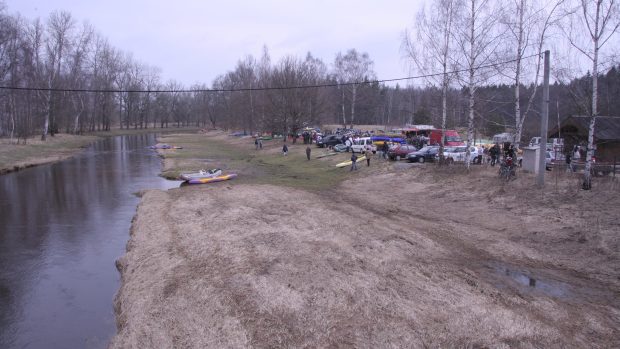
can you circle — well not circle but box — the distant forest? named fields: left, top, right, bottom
left=0, top=2, right=618, bottom=144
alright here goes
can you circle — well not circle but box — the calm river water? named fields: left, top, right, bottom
left=0, top=134, right=179, bottom=348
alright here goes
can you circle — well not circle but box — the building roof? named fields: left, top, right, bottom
left=549, top=116, right=620, bottom=141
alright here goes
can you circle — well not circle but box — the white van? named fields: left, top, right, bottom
left=529, top=137, right=564, bottom=151
left=351, top=137, right=377, bottom=153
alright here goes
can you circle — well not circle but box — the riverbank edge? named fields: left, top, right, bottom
left=0, top=127, right=202, bottom=176
left=0, top=137, right=98, bottom=175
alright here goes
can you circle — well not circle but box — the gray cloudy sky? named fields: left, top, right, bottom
left=5, top=0, right=423, bottom=86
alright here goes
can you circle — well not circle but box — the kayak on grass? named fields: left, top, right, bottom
left=148, top=144, right=183, bottom=149
left=187, top=173, right=238, bottom=184
left=335, top=156, right=366, bottom=168
left=179, top=168, right=222, bottom=181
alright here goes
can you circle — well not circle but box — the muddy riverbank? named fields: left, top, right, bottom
left=111, top=132, right=620, bottom=348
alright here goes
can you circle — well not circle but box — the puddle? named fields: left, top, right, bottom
left=490, top=264, right=570, bottom=298
left=487, top=262, right=620, bottom=304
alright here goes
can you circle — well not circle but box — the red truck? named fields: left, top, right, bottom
left=429, top=130, right=465, bottom=146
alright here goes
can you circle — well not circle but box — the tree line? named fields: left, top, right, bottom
left=0, top=0, right=618, bottom=189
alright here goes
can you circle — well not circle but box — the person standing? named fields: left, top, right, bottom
left=254, top=138, right=259, bottom=150
left=490, top=143, right=500, bottom=166
left=382, top=141, right=389, bottom=160
left=282, top=143, right=288, bottom=156
left=350, top=152, right=358, bottom=171
left=365, top=146, right=372, bottom=166
left=573, top=145, right=581, bottom=160
left=258, top=138, right=263, bottom=149
left=306, top=146, right=311, bottom=160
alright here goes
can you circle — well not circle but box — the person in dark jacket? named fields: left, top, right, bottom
left=350, top=152, right=358, bottom=171
left=282, top=144, right=288, bottom=156
left=490, top=143, right=500, bottom=166
left=566, top=151, right=573, bottom=172
left=306, top=146, right=311, bottom=160
left=382, top=141, right=389, bottom=159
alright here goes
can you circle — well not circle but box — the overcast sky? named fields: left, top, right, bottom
left=5, top=0, right=424, bottom=87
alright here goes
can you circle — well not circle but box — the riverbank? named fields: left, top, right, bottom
left=0, top=127, right=200, bottom=175
left=111, top=131, right=620, bottom=348
left=0, top=133, right=99, bottom=174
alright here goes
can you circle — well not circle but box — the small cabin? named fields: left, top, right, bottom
left=548, top=116, right=620, bottom=162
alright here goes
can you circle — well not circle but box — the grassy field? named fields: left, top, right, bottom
left=157, top=132, right=367, bottom=191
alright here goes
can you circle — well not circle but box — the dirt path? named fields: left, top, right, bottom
left=110, top=132, right=620, bottom=348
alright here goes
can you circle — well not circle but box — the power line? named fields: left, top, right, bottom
left=0, top=52, right=543, bottom=94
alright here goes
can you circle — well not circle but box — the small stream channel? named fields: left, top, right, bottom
left=0, top=134, right=179, bottom=349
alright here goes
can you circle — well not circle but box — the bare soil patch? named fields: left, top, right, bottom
left=111, top=132, right=620, bottom=348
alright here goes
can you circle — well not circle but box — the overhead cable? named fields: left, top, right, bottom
left=0, top=52, right=543, bottom=94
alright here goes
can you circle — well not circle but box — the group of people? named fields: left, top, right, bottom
left=487, top=143, right=516, bottom=167
left=349, top=146, right=374, bottom=171
left=254, top=138, right=263, bottom=150
left=409, top=135, right=429, bottom=149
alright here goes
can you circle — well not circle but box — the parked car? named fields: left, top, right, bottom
left=316, top=134, right=342, bottom=148
left=406, top=146, right=440, bottom=163
left=351, top=137, right=377, bottom=153
left=440, top=146, right=480, bottom=163
left=333, top=143, right=348, bottom=152
left=545, top=151, right=553, bottom=170
left=388, top=144, right=417, bottom=160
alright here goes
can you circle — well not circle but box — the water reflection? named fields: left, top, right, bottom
left=0, top=134, right=179, bottom=349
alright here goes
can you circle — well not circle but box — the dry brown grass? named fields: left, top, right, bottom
left=110, top=135, right=620, bottom=349
left=0, top=133, right=99, bottom=173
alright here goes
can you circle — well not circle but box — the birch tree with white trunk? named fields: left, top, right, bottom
left=501, top=0, right=564, bottom=148
left=455, top=0, right=503, bottom=169
left=403, top=0, right=461, bottom=160
left=334, top=49, right=376, bottom=129
left=564, top=0, right=619, bottom=190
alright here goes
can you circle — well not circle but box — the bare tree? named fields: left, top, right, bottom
left=67, top=22, right=93, bottom=134
left=454, top=0, right=503, bottom=169
left=334, top=49, right=376, bottom=128
left=403, top=0, right=460, bottom=159
left=564, top=0, right=619, bottom=189
left=42, top=10, right=74, bottom=140
left=500, top=0, right=564, bottom=147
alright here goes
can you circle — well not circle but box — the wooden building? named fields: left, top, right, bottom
left=549, top=116, right=620, bottom=162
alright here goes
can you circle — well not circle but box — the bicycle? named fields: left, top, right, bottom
left=498, top=157, right=516, bottom=181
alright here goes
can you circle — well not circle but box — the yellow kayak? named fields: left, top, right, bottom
left=187, top=173, right=237, bottom=184
left=335, top=156, right=366, bottom=168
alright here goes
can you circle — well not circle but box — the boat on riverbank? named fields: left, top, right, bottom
left=179, top=168, right=222, bottom=181
left=187, top=173, right=237, bottom=184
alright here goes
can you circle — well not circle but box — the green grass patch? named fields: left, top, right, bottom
left=158, top=134, right=351, bottom=191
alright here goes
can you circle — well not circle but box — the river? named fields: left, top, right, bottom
left=0, top=134, right=179, bottom=349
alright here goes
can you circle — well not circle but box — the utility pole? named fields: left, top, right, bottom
left=537, top=50, right=550, bottom=187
